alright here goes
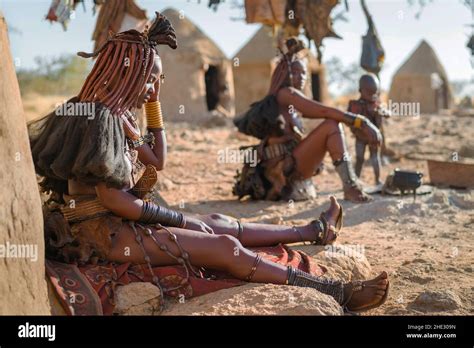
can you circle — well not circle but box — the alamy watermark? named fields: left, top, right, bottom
left=217, top=147, right=258, bottom=167
left=381, top=99, right=420, bottom=118
left=324, top=244, right=365, bottom=260
left=18, top=322, right=55, bottom=341
left=55, top=101, right=95, bottom=120
left=0, top=241, right=38, bottom=262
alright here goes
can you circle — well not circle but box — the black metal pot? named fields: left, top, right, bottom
left=391, top=168, right=423, bottom=194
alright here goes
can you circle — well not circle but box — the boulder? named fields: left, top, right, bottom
left=162, top=283, right=343, bottom=316
left=114, top=283, right=163, bottom=315
left=411, top=290, right=462, bottom=312
left=0, top=12, right=50, bottom=314
left=291, top=244, right=372, bottom=282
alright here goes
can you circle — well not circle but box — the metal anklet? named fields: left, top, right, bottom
left=286, top=266, right=345, bottom=304
left=244, top=254, right=262, bottom=282
left=236, top=220, right=243, bottom=241
left=293, top=225, right=305, bottom=244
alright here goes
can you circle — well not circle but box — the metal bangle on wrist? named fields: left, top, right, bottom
left=139, top=201, right=186, bottom=228
left=344, top=112, right=365, bottom=129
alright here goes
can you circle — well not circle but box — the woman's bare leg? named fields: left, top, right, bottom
left=107, top=223, right=389, bottom=309
left=292, top=119, right=345, bottom=178
left=107, top=224, right=288, bottom=283
left=292, top=119, right=371, bottom=202
left=196, top=196, right=342, bottom=247
left=200, top=213, right=314, bottom=246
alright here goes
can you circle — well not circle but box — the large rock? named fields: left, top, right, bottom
left=410, top=290, right=463, bottom=312
left=0, top=13, right=50, bottom=314
left=114, top=283, right=163, bottom=315
left=162, top=283, right=343, bottom=316
left=291, top=244, right=372, bottom=282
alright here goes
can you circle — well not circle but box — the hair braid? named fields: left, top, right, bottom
left=268, top=37, right=306, bottom=96
left=76, top=12, right=177, bottom=116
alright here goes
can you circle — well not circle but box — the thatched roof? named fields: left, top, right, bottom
left=234, top=25, right=323, bottom=71
left=161, top=8, right=226, bottom=60
left=394, top=40, right=449, bottom=78
left=234, top=26, right=278, bottom=64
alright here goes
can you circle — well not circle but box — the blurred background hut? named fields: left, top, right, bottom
left=389, top=40, right=454, bottom=114
left=157, top=8, right=235, bottom=122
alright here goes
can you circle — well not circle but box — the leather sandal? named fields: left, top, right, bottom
left=341, top=279, right=390, bottom=314
left=310, top=204, right=343, bottom=245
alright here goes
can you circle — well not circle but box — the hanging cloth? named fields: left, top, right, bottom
left=244, top=0, right=287, bottom=27
left=92, top=0, right=147, bottom=52
left=284, top=0, right=341, bottom=63
left=360, top=0, right=385, bottom=74
left=45, top=0, right=84, bottom=31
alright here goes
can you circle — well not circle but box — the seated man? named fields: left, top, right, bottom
left=29, top=13, right=389, bottom=313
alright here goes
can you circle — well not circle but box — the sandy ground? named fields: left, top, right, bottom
left=24, top=95, right=474, bottom=315
left=155, top=113, right=474, bottom=315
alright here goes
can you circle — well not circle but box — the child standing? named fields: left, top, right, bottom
left=348, top=74, right=389, bottom=185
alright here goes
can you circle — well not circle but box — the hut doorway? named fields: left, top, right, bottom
left=204, top=65, right=220, bottom=111
left=433, top=75, right=449, bottom=111
left=311, top=72, right=322, bottom=102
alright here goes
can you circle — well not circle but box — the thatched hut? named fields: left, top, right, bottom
left=389, top=40, right=453, bottom=114
left=157, top=8, right=235, bottom=122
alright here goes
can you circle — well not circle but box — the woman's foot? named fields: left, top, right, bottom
left=343, top=271, right=389, bottom=312
left=307, top=196, right=342, bottom=245
left=322, top=196, right=342, bottom=229
left=344, top=185, right=373, bottom=203
left=320, top=196, right=342, bottom=243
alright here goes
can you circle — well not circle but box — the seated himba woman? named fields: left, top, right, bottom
left=236, top=38, right=383, bottom=203
left=29, top=12, right=389, bottom=313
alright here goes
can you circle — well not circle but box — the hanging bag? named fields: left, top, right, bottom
left=360, top=0, right=385, bottom=74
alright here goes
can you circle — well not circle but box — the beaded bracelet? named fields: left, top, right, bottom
left=130, top=132, right=155, bottom=149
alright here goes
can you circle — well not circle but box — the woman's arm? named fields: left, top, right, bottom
left=138, top=74, right=167, bottom=169
left=277, top=87, right=382, bottom=145
left=95, top=183, right=213, bottom=233
left=277, top=87, right=349, bottom=123
left=136, top=130, right=167, bottom=171
left=95, top=182, right=144, bottom=220
left=120, top=117, right=166, bottom=171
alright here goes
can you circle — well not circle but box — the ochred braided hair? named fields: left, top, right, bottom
left=268, top=37, right=306, bottom=96
left=77, top=11, right=177, bottom=116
